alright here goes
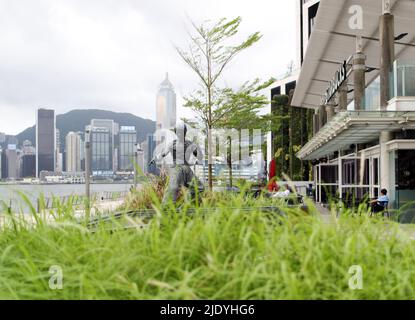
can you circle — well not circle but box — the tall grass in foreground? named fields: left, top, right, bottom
left=0, top=189, right=415, bottom=300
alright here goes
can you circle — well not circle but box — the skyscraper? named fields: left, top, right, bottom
left=5, top=144, right=19, bottom=179
left=36, top=109, right=55, bottom=177
left=55, top=129, right=63, bottom=172
left=119, top=126, right=137, bottom=171
left=0, top=132, right=5, bottom=147
left=156, top=73, right=177, bottom=130
left=79, top=132, right=85, bottom=171
left=21, top=140, right=36, bottom=178
left=90, top=119, right=116, bottom=172
left=89, top=126, right=112, bottom=176
left=66, top=132, right=81, bottom=173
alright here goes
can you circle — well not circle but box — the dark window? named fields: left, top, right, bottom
left=308, top=2, right=319, bottom=38
left=285, top=81, right=296, bottom=97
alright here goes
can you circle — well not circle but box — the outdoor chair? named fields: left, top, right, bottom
left=380, top=201, right=390, bottom=218
left=370, top=200, right=389, bottom=217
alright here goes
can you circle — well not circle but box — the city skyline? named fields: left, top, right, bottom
left=0, top=107, right=151, bottom=180
left=1, top=0, right=415, bottom=302
left=0, top=0, right=297, bottom=135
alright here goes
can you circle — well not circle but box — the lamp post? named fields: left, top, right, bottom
left=133, top=143, right=138, bottom=189
left=134, top=143, right=144, bottom=189
left=85, top=127, right=91, bottom=217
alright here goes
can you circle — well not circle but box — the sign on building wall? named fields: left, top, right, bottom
left=323, top=60, right=348, bottom=105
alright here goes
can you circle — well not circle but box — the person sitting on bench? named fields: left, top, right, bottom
left=272, top=184, right=295, bottom=198
left=370, top=189, right=389, bottom=213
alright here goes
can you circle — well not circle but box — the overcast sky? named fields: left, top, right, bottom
left=0, top=0, right=296, bottom=135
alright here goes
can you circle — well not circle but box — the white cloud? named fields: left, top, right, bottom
left=0, top=0, right=296, bottom=135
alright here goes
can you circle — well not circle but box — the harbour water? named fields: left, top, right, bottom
left=0, top=183, right=132, bottom=213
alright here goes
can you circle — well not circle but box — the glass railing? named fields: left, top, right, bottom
left=347, top=76, right=380, bottom=111
left=365, top=76, right=380, bottom=111
left=391, top=60, right=415, bottom=98
left=348, top=60, right=415, bottom=112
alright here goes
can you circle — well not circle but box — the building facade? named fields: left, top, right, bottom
left=90, top=126, right=112, bottom=176
left=5, top=144, right=19, bottom=179
left=0, top=148, right=5, bottom=179
left=55, top=128, right=63, bottom=172
left=21, top=140, right=36, bottom=178
left=66, top=132, right=81, bottom=173
left=0, top=133, right=5, bottom=147
left=36, top=109, right=55, bottom=177
left=267, top=0, right=320, bottom=180
left=289, top=0, right=415, bottom=214
left=118, top=126, right=137, bottom=172
left=90, top=119, right=116, bottom=172
left=21, top=154, right=36, bottom=178
left=297, top=0, right=321, bottom=67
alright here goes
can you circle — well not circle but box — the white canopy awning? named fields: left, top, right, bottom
left=292, top=0, right=415, bottom=109
left=297, top=111, right=415, bottom=160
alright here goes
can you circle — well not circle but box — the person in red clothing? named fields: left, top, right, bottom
left=267, top=157, right=280, bottom=192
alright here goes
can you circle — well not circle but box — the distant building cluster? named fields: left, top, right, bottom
left=0, top=135, right=35, bottom=181
left=0, top=74, right=176, bottom=183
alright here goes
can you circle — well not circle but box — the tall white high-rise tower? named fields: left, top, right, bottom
left=156, top=73, right=177, bottom=130
left=65, top=132, right=81, bottom=173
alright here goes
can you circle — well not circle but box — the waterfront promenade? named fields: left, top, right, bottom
left=0, top=196, right=127, bottom=228
left=0, top=183, right=131, bottom=213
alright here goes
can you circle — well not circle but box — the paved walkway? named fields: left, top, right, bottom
left=315, top=203, right=415, bottom=240
left=73, top=199, right=125, bottom=218
left=0, top=198, right=126, bottom=228
left=315, top=204, right=334, bottom=224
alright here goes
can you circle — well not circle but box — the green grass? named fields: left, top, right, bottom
left=0, top=188, right=415, bottom=300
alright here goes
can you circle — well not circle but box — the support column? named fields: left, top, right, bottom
left=380, top=1, right=395, bottom=110
left=313, top=109, right=319, bottom=136
left=318, top=164, right=322, bottom=203
left=338, top=150, right=343, bottom=200
left=325, top=103, right=335, bottom=122
left=379, top=1, right=395, bottom=199
left=353, top=37, right=366, bottom=111
left=337, top=82, right=348, bottom=112
left=318, top=105, right=326, bottom=130
left=379, top=131, right=393, bottom=192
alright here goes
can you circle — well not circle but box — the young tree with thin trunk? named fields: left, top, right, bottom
left=213, top=79, right=275, bottom=187
left=176, top=17, right=262, bottom=191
